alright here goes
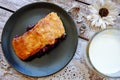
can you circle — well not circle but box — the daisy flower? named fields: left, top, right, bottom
left=87, top=0, right=118, bottom=30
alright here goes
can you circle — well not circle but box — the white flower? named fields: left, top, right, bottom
left=87, top=0, right=118, bottom=30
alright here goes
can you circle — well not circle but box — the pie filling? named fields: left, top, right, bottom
left=25, top=34, right=66, bottom=61
left=15, top=26, right=66, bottom=61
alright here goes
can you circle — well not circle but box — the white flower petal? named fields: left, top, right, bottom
left=103, top=16, right=116, bottom=22
left=87, top=14, right=99, bottom=21
left=92, top=14, right=100, bottom=19
left=109, top=10, right=118, bottom=17
left=102, top=15, right=116, bottom=26
left=88, top=6, right=98, bottom=14
left=93, top=3, right=100, bottom=10
left=101, top=22, right=106, bottom=29
left=96, top=18, right=104, bottom=27
left=103, top=0, right=116, bottom=9
left=91, top=20, right=96, bottom=27
left=87, top=15, right=92, bottom=20
left=86, top=0, right=117, bottom=30
left=104, top=21, right=110, bottom=25
left=99, top=0, right=104, bottom=6
left=94, top=22, right=100, bottom=27
left=105, top=19, right=114, bottom=25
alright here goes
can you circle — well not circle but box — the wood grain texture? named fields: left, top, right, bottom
left=0, top=0, right=120, bottom=80
left=0, top=9, right=12, bottom=41
left=78, top=0, right=120, bottom=4
left=0, top=0, right=37, bottom=11
left=77, top=0, right=120, bottom=14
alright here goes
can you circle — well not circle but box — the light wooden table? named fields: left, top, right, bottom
left=0, top=0, right=120, bottom=80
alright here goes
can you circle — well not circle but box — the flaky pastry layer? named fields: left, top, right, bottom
left=12, top=12, right=65, bottom=60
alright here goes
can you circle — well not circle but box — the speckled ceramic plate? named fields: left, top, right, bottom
left=1, top=2, right=78, bottom=77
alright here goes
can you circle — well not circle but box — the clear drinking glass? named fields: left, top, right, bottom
left=85, top=28, right=120, bottom=78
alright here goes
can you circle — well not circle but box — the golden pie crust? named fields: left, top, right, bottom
left=12, top=12, right=65, bottom=60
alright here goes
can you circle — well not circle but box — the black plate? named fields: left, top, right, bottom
left=1, top=2, right=78, bottom=77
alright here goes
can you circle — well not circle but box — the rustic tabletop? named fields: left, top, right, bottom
left=0, top=0, right=120, bottom=80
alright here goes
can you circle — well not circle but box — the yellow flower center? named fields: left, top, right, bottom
left=99, top=8, right=109, bottom=17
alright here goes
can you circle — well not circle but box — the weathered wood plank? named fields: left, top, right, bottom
left=77, top=0, right=120, bottom=5
left=0, top=0, right=119, bottom=79
left=0, top=0, right=37, bottom=11
left=114, top=16, right=120, bottom=28
left=1, top=0, right=119, bottom=14
left=0, top=9, right=12, bottom=41
left=0, top=0, right=68, bottom=12
left=0, top=0, right=77, bottom=11
left=77, top=0, right=120, bottom=14
left=0, top=9, right=12, bottom=28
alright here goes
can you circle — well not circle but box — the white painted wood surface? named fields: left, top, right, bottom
left=0, top=0, right=120, bottom=80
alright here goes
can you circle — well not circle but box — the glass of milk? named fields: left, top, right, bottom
left=86, top=28, right=120, bottom=77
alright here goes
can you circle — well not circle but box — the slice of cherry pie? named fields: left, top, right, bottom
left=12, top=12, right=66, bottom=60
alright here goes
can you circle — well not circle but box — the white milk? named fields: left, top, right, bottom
left=89, top=29, right=120, bottom=76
